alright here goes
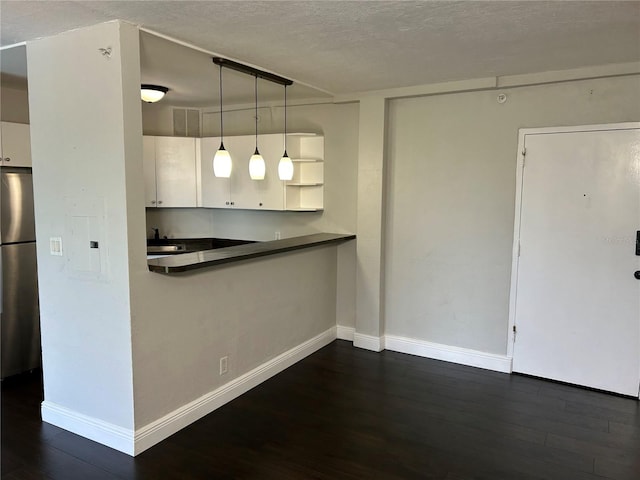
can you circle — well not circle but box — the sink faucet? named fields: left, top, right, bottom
left=152, top=227, right=160, bottom=240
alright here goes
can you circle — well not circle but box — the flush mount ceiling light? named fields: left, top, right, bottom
left=211, top=58, right=293, bottom=181
left=140, top=84, right=168, bottom=103
left=278, top=85, right=294, bottom=181
left=249, top=75, right=266, bottom=180
left=212, top=65, right=232, bottom=178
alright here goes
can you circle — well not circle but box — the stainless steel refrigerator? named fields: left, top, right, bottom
left=1, top=166, right=40, bottom=379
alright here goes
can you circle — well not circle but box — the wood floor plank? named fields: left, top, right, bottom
left=594, top=457, right=640, bottom=480
left=546, top=432, right=639, bottom=466
left=564, top=400, right=640, bottom=426
left=42, top=429, right=140, bottom=479
left=1, top=466, right=55, bottom=480
left=2, top=340, right=639, bottom=480
left=538, top=385, right=640, bottom=414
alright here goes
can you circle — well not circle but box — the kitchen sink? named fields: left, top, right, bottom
left=147, top=244, right=187, bottom=253
left=147, top=237, right=256, bottom=255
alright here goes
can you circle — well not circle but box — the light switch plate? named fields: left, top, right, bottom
left=50, top=237, right=63, bottom=256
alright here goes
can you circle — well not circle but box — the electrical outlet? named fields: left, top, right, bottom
left=219, top=356, right=228, bottom=375
left=275, top=231, right=281, bottom=240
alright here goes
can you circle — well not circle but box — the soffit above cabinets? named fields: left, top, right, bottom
left=0, top=44, right=27, bottom=89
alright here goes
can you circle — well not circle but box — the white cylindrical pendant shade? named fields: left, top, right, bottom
left=213, top=148, right=232, bottom=178
left=249, top=153, right=266, bottom=180
left=278, top=154, right=294, bottom=181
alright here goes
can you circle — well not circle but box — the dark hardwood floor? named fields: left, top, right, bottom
left=2, top=340, right=639, bottom=479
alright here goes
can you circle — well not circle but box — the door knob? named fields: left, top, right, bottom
left=635, top=271, right=640, bottom=280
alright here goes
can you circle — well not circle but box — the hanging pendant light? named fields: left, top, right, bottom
left=278, top=85, right=294, bottom=181
left=213, top=65, right=232, bottom=178
left=212, top=57, right=293, bottom=179
left=249, top=75, right=266, bottom=180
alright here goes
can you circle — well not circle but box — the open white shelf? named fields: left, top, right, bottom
left=284, top=135, right=324, bottom=211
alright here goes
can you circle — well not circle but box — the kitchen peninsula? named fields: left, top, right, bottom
left=148, top=233, right=355, bottom=273
left=27, top=20, right=359, bottom=457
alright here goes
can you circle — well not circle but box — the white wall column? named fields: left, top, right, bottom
left=354, top=96, right=387, bottom=350
left=27, top=20, right=143, bottom=455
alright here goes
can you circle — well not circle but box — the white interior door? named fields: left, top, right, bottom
left=511, top=125, right=640, bottom=396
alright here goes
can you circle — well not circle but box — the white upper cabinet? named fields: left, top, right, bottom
left=200, top=136, right=232, bottom=208
left=225, top=135, right=259, bottom=209
left=143, top=136, right=157, bottom=207
left=144, top=136, right=197, bottom=208
left=252, top=133, right=286, bottom=211
left=199, top=133, right=325, bottom=212
left=199, top=134, right=286, bottom=211
left=1, top=122, right=32, bottom=167
left=229, top=134, right=284, bottom=210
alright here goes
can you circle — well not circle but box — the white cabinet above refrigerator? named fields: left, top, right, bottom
left=1, top=122, right=32, bottom=168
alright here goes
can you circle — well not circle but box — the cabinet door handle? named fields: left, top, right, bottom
left=158, top=200, right=163, bottom=205
left=151, top=200, right=156, bottom=204
left=259, top=203, right=263, bottom=207
left=225, top=201, right=229, bottom=205
left=231, top=201, right=235, bottom=206
left=4, top=157, right=10, bottom=162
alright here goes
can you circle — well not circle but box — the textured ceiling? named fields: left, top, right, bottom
left=1, top=1, right=639, bottom=101
left=138, top=32, right=330, bottom=107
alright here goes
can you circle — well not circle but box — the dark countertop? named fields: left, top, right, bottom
left=147, top=233, right=356, bottom=274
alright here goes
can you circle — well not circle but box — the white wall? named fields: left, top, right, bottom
left=144, top=101, right=359, bottom=241
left=27, top=21, right=142, bottom=433
left=384, top=74, right=640, bottom=355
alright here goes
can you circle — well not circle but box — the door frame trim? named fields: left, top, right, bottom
left=506, top=123, right=640, bottom=390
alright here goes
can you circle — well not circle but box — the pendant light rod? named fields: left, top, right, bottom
left=212, top=57, right=293, bottom=86
left=249, top=73, right=266, bottom=180
left=254, top=75, right=259, bottom=152
left=218, top=64, right=224, bottom=140
left=278, top=82, right=294, bottom=181
left=284, top=85, right=288, bottom=150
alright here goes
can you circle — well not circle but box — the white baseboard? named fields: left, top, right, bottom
left=40, top=327, right=511, bottom=458
left=336, top=325, right=355, bottom=341
left=353, top=332, right=385, bottom=352
left=41, top=401, right=135, bottom=455
left=133, top=326, right=337, bottom=455
left=384, top=334, right=512, bottom=373
left=41, top=326, right=337, bottom=456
